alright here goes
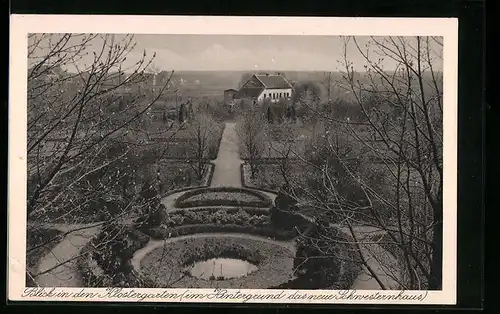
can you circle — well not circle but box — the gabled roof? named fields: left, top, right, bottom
left=236, top=87, right=264, bottom=99
left=254, top=74, right=292, bottom=89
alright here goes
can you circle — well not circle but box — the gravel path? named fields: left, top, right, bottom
left=211, top=123, right=243, bottom=187
left=34, top=225, right=101, bottom=287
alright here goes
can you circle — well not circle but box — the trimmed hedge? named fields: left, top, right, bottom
left=240, top=157, right=302, bottom=162
left=174, top=186, right=272, bottom=209
left=207, top=126, right=224, bottom=160
left=77, top=224, right=151, bottom=288
left=168, top=206, right=270, bottom=216
left=204, top=162, right=215, bottom=186
left=145, top=223, right=297, bottom=241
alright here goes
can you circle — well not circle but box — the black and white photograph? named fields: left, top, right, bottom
left=9, top=16, right=458, bottom=304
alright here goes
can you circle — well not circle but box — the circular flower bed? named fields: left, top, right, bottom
left=174, top=187, right=273, bottom=208
left=138, top=235, right=296, bottom=288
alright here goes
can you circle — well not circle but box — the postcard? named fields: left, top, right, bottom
left=8, top=15, right=458, bottom=304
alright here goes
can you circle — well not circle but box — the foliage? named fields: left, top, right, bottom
left=166, top=207, right=270, bottom=228
left=82, top=223, right=149, bottom=287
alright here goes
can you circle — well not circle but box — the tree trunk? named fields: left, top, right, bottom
left=428, top=202, right=443, bottom=290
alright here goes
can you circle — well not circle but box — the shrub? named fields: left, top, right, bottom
left=162, top=207, right=270, bottom=229
left=86, top=223, right=149, bottom=287
left=269, top=206, right=312, bottom=232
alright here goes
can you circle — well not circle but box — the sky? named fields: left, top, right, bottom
left=29, top=34, right=443, bottom=72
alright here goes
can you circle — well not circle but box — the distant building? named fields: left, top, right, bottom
left=224, top=89, right=239, bottom=106
left=236, top=73, right=293, bottom=104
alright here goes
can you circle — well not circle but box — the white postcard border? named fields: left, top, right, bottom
left=8, top=15, right=458, bottom=304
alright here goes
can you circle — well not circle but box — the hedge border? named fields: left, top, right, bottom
left=239, top=156, right=303, bottom=162
left=207, top=125, right=224, bottom=160
left=205, top=162, right=215, bottom=186
left=174, top=186, right=272, bottom=209
left=168, top=206, right=270, bottom=216
left=146, top=223, right=297, bottom=242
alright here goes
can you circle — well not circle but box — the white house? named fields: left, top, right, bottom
left=236, top=73, right=293, bottom=104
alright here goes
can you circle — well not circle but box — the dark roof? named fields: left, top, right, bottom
left=254, top=74, right=292, bottom=89
left=224, top=89, right=238, bottom=92
left=236, top=87, right=264, bottom=99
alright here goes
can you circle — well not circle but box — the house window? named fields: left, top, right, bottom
left=280, top=93, right=282, bottom=98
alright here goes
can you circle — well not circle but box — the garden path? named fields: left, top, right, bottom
left=210, top=122, right=243, bottom=187
left=290, top=213, right=401, bottom=289
left=338, top=226, right=401, bottom=290
left=33, top=225, right=101, bottom=287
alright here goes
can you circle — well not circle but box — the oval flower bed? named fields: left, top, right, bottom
left=138, top=235, right=296, bottom=288
left=174, top=187, right=272, bottom=208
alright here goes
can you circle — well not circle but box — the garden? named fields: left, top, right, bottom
left=138, top=236, right=296, bottom=288
left=73, top=182, right=365, bottom=290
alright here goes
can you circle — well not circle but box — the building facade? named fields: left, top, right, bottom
left=224, top=88, right=239, bottom=105
left=236, top=73, right=293, bottom=105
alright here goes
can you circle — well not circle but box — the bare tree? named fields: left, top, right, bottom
left=273, top=36, right=443, bottom=290
left=184, top=111, right=221, bottom=180
left=323, top=72, right=333, bottom=102
left=236, top=107, right=266, bottom=178
left=334, top=36, right=444, bottom=290
left=26, top=33, right=174, bottom=286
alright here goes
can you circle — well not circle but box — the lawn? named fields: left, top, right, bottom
left=242, top=161, right=310, bottom=194
left=139, top=236, right=295, bottom=289
left=125, top=126, right=223, bottom=160
left=154, top=161, right=212, bottom=193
